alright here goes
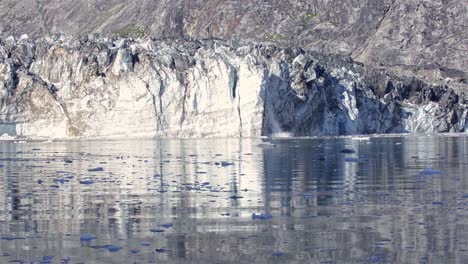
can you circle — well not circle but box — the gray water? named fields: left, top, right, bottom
left=0, top=135, right=467, bottom=263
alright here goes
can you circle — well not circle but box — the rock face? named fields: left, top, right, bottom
left=0, top=35, right=466, bottom=138
left=0, top=0, right=466, bottom=90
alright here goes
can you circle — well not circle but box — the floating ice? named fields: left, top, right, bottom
left=0, top=133, right=15, bottom=140
left=79, top=233, right=96, bottom=241
left=106, top=245, right=122, bottom=252
left=252, top=213, right=273, bottom=220
left=88, top=167, right=105, bottom=172
left=369, top=254, right=382, bottom=263
left=90, top=245, right=108, bottom=249
left=352, top=136, right=370, bottom=141
left=90, top=244, right=123, bottom=252
left=271, top=132, right=292, bottom=138
left=79, top=180, right=95, bottom=185
left=419, top=169, right=443, bottom=175
left=53, top=178, right=68, bottom=184
left=215, top=161, right=234, bottom=167
left=0, top=235, right=25, bottom=240
left=40, top=256, right=54, bottom=264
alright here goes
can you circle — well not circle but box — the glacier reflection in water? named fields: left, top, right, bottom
left=0, top=136, right=467, bottom=263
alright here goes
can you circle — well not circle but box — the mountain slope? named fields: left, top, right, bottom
left=0, top=0, right=466, bottom=89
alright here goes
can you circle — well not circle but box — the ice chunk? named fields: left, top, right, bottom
left=215, top=161, right=234, bottom=167
left=53, top=178, right=68, bottom=184
left=88, top=167, right=104, bottom=172
left=106, top=245, right=122, bottom=252
left=0, top=235, right=25, bottom=240
left=79, top=233, right=96, bottom=241
left=159, top=223, right=173, bottom=229
left=419, top=169, right=443, bottom=175
left=252, top=213, right=273, bottom=220
left=79, top=180, right=95, bottom=185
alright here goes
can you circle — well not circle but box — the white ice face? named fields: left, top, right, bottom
left=0, top=36, right=465, bottom=140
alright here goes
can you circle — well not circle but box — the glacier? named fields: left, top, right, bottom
left=0, top=34, right=466, bottom=139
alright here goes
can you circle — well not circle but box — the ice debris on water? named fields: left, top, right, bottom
left=53, top=178, right=68, bottom=184
left=90, top=245, right=122, bottom=252
left=79, top=233, right=96, bottom=241
left=88, top=167, right=104, bottom=172
left=106, top=245, right=122, bottom=252
left=79, top=180, right=95, bottom=185
left=40, top=256, right=54, bottom=264
left=0, top=133, right=15, bottom=140
left=155, top=248, right=168, bottom=253
left=0, top=235, right=25, bottom=241
left=252, top=213, right=273, bottom=220
left=419, top=169, right=443, bottom=175
left=215, top=161, right=234, bottom=167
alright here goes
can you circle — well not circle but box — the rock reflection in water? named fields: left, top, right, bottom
left=0, top=136, right=467, bottom=263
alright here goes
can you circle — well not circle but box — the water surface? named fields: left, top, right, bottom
left=0, top=135, right=467, bottom=263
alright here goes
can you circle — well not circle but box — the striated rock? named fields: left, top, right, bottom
left=0, top=35, right=466, bottom=139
